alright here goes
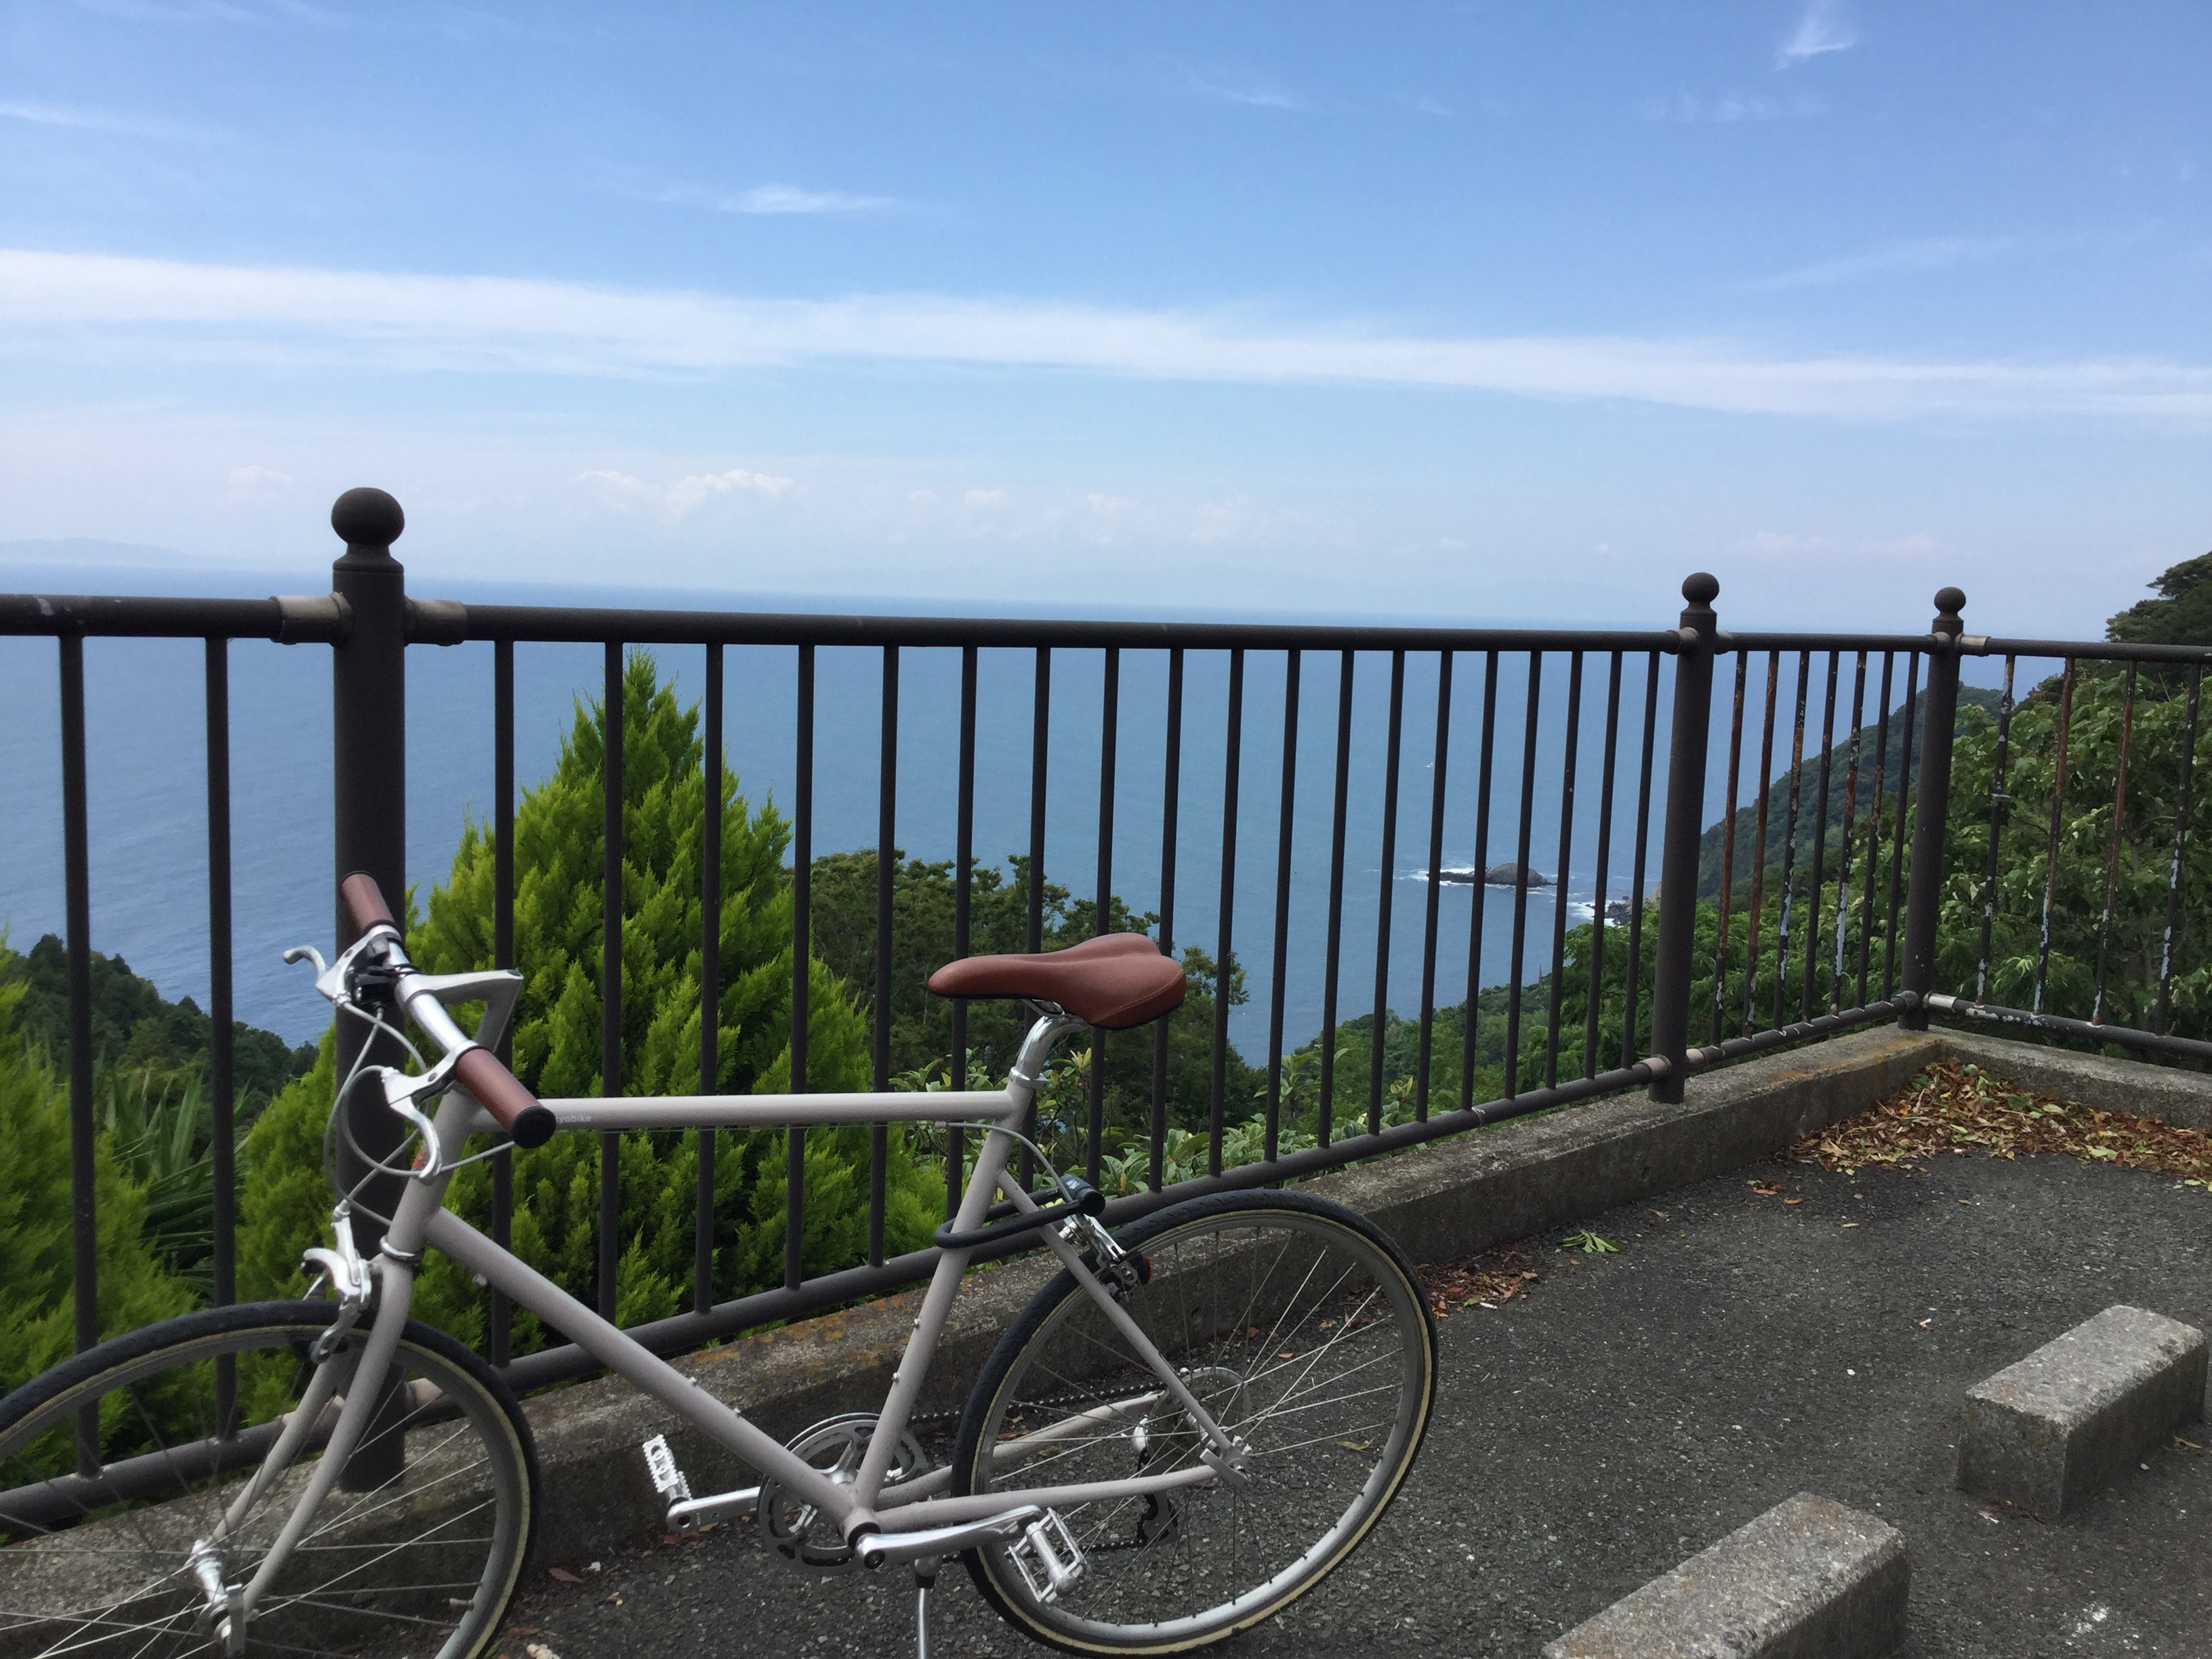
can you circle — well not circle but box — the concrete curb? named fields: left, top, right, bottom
left=1540, top=1493, right=1908, bottom=1659
left=1956, top=1303, right=2209, bottom=1520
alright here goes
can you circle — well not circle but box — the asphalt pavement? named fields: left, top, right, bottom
left=501, top=1148, right=2211, bottom=1658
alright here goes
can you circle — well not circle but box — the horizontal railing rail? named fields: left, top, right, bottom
left=5, top=489, right=2205, bottom=1398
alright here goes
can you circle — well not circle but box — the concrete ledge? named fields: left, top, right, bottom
left=1933, top=1027, right=2212, bottom=1132
left=1541, top=1493, right=1907, bottom=1659
left=516, top=1025, right=1942, bottom=1562
left=1956, top=1303, right=2208, bottom=1520
left=1312, top=1024, right=1940, bottom=1266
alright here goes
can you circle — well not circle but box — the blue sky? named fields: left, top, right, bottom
left=1, top=1, right=2208, bottom=633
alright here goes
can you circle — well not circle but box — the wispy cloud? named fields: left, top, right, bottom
left=2, top=248, right=2207, bottom=419
left=609, top=172, right=894, bottom=216
left=1777, top=0, right=1856, bottom=67
left=1745, top=235, right=2013, bottom=291
left=0, top=98, right=213, bottom=142
left=1158, top=58, right=1307, bottom=112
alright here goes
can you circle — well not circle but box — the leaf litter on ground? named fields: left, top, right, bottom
left=1778, top=1059, right=2212, bottom=1188
left=1418, top=1246, right=1540, bottom=1319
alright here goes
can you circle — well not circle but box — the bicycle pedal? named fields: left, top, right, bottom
left=641, top=1434, right=693, bottom=1502
left=1008, top=1509, right=1086, bottom=1604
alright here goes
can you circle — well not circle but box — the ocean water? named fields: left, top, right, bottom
left=1, top=561, right=1681, bottom=1063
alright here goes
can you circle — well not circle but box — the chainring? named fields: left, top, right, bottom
left=757, top=1412, right=930, bottom=1574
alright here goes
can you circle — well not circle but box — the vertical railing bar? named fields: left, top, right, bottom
left=2030, top=659, right=2074, bottom=1012
left=1460, top=653, right=1500, bottom=1111
left=491, top=640, right=516, bottom=1365
left=1740, top=653, right=1780, bottom=1036
left=868, top=645, right=897, bottom=1267
left=1620, top=653, right=1660, bottom=1066
left=949, top=647, right=978, bottom=1217
left=1089, top=648, right=1120, bottom=1186
left=1585, top=653, right=1622, bottom=1080
left=1711, top=651, right=1748, bottom=1044
left=2091, top=662, right=2137, bottom=1025
left=1152, top=649, right=1183, bottom=1189
left=1317, top=652, right=1354, bottom=1149
left=2156, top=664, right=2203, bottom=1033
left=1415, top=651, right=1454, bottom=1120
left=59, top=634, right=97, bottom=1473
left=1542, top=653, right=1582, bottom=1091
left=1831, top=651, right=1867, bottom=1015
left=1884, top=654, right=1921, bottom=1000
left=695, top=643, right=722, bottom=1315
left=204, top=638, right=237, bottom=1437
left=1974, top=655, right=2017, bottom=1004
left=785, top=644, right=814, bottom=1292
left=1367, top=650, right=1406, bottom=1134
left=1264, top=651, right=1299, bottom=1162
left=1859, top=653, right=1895, bottom=1008
left=1021, top=647, right=1048, bottom=1191
left=1801, top=651, right=1839, bottom=1020
left=1210, top=650, right=1244, bottom=1176
left=599, top=641, right=624, bottom=1322
left=1771, top=651, right=1810, bottom=1033
left=1504, top=653, right=1543, bottom=1099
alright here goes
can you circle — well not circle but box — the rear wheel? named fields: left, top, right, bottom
left=951, top=1189, right=1436, bottom=1654
left=0, top=1300, right=537, bottom=1658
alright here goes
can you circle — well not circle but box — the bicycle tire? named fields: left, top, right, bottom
left=950, top=1189, right=1436, bottom=1654
left=0, top=1300, right=537, bottom=1659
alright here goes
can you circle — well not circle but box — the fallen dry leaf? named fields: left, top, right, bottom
left=1419, top=1247, right=1540, bottom=1318
left=1780, top=1061, right=2212, bottom=1185
left=546, top=1568, right=582, bottom=1585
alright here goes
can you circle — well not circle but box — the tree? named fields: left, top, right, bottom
left=804, top=851, right=1264, bottom=1158
left=0, top=953, right=192, bottom=1407
left=238, top=652, right=940, bottom=1353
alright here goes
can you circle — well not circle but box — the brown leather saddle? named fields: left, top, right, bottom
left=925, top=932, right=1187, bottom=1029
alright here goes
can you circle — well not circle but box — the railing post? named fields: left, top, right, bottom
left=329, top=487, right=409, bottom=1246
left=1647, top=573, right=1719, bottom=1103
left=1898, top=586, right=1966, bottom=1031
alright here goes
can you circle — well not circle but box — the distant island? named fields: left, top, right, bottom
left=1436, top=863, right=1550, bottom=888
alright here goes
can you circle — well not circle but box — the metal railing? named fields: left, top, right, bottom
left=4, top=490, right=2200, bottom=1392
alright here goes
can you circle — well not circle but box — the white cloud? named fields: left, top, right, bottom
left=963, top=488, right=1007, bottom=506
left=1746, top=236, right=2013, bottom=291
left=577, top=465, right=794, bottom=516
left=1778, top=0, right=1856, bottom=68
left=726, top=183, right=894, bottom=216
left=3, top=247, right=2209, bottom=419
left=0, top=98, right=212, bottom=141
left=225, top=463, right=289, bottom=499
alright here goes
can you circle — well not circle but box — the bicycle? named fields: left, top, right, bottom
left=0, top=874, right=1436, bottom=1658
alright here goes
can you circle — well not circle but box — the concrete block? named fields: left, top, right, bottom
left=1542, top=1494, right=1906, bottom=1659
left=1956, top=1304, right=2207, bottom=1520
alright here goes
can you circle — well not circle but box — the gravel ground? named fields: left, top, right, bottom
left=500, top=1151, right=2211, bottom=1658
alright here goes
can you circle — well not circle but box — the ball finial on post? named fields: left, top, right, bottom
left=1682, top=572, right=1721, bottom=605
left=331, top=487, right=405, bottom=552
left=1934, top=586, right=1966, bottom=615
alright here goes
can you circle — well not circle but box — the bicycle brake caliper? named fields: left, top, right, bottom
left=301, top=1205, right=372, bottom=1364
left=1008, top=1510, right=1086, bottom=1604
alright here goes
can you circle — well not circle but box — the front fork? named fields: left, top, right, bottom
left=198, top=1153, right=450, bottom=1645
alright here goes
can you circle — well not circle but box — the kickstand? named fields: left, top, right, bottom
left=913, top=1557, right=941, bottom=1659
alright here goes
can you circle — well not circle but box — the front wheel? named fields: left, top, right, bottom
left=951, top=1189, right=1437, bottom=1654
left=0, top=1300, right=538, bottom=1659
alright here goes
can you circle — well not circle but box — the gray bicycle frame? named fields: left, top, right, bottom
left=234, top=936, right=1240, bottom=1619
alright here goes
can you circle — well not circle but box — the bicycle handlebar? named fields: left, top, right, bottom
left=338, top=872, right=557, bottom=1149
left=340, top=871, right=396, bottom=932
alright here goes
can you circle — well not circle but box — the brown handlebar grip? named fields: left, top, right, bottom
left=340, top=872, right=398, bottom=933
left=453, top=1046, right=557, bottom=1149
